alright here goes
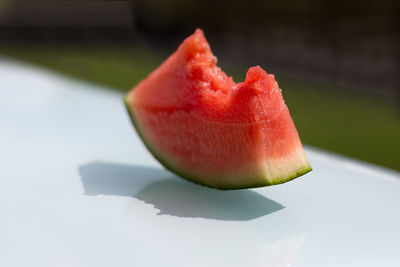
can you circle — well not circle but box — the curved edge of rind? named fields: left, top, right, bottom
left=124, top=96, right=312, bottom=190
left=123, top=96, right=215, bottom=188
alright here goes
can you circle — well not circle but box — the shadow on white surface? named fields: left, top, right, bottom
left=79, top=161, right=285, bottom=221
left=79, top=161, right=165, bottom=196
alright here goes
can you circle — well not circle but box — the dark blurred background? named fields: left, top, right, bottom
left=1, top=0, right=399, bottom=170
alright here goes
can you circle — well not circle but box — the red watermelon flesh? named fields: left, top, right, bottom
left=125, top=29, right=311, bottom=189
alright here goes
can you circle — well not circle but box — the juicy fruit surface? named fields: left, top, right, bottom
left=126, top=29, right=311, bottom=189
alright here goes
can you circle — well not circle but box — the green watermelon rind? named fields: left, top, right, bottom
left=124, top=96, right=312, bottom=190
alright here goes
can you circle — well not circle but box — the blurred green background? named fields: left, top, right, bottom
left=1, top=0, right=399, bottom=171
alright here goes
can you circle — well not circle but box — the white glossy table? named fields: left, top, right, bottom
left=1, top=58, right=399, bottom=267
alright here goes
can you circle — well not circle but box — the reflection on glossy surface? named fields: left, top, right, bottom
left=80, top=161, right=284, bottom=220
left=257, top=233, right=308, bottom=267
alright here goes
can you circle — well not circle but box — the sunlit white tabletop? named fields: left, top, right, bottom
left=1, top=58, right=399, bottom=267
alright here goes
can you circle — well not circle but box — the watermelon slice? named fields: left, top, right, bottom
left=125, top=29, right=311, bottom=189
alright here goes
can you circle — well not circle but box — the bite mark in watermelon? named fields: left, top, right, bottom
left=125, top=29, right=311, bottom=189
